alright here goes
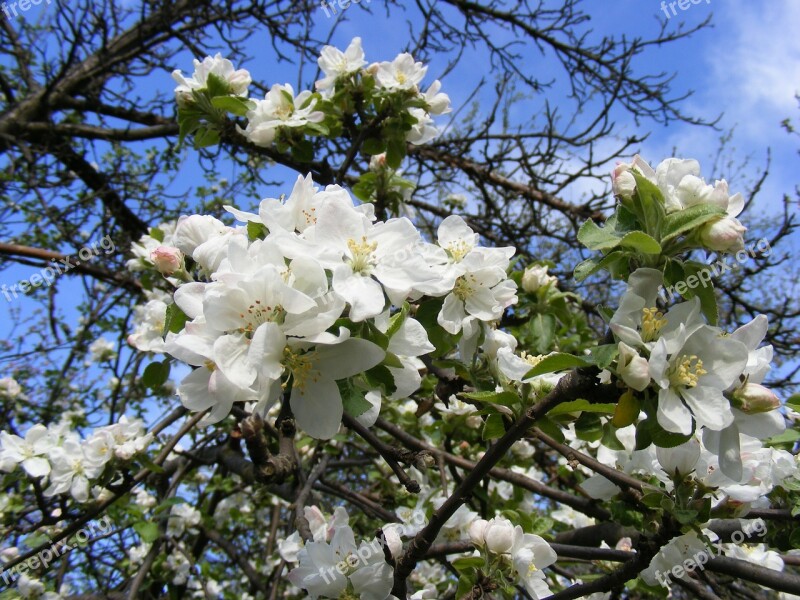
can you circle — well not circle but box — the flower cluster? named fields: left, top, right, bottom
left=0, top=414, right=151, bottom=502
left=604, top=267, right=785, bottom=481
left=172, top=38, right=450, bottom=167
left=285, top=506, right=395, bottom=600
left=469, top=516, right=557, bottom=598
left=612, top=155, right=747, bottom=253
left=127, top=174, right=517, bottom=439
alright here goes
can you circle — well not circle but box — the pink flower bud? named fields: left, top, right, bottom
left=731, top=383, right=780, bottom=414
left=150, top=246, right=184, bottom=276
left=699, top=216, right=747, bottom=253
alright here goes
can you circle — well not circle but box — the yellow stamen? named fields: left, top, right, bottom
left=641, top=307, right=667, bottom=342
left=669, top=355, right=706, bottom=388
left=347, top=236, right=378, bottom=274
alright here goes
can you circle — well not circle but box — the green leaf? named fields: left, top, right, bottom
left=462, top=390, right=520, bottom=407
left=414, top=297, right=456, bottom=357
left=455, top=574, right=478, bottom=599
left=630, top=171, right=666, bottom=237
left=210, top=95, right=252, bottom=117
left=641, top=491, right=669, bottom=508
left=149, top=227, right=165, bottom=243
left=524, top=353, right=590, bottom=378
left=291, top=139, right=314, bottom=163
left=573, top=251, right=628, bottom=282
left=340, top=382, right=374, bottom=418
left=382, top=352, right=404, bottom=369
left=153, top=497, right=186, bottom=515
left=452, top=557, right=484, bottom=573
left=680, top=261, right=718, bottom=325
left=385, top=137, right=406, bottom=169
left=363, top=364, right=395, bottom=395
left=577, top=219, right=622, bottom=251
left=163, top=303, right=188, bottom=335
left=142, top=360, right=170, bottom=389
left=386, top=303, right=410, bottom=339
left=601, top=422, right=626, bottom=450
left=619, top=231, right=662, bottom=254
left=133, top=521, right=160, bottom=544
left=547, top=399, right=616, bottom=416
left=361, top=137, right=387, bottom=155
left=574, top=412, right=604, bottom=442
left=530, top=516, right=555, bottom=536
left=786, top=394, right=800, bottom=411
left=766, top=429, right=800, bottom=446
left=247, top=221, right=268, bottom=240
left=482, top=414, right=506, bottom=440
left=205, top=72, right=232, bottom=97
left=662, top=203, right=726, bottom=245
left=674, top=509, right=699, bottom=524
left=637, top=418, right=694, bottom=449
left=528, top=313, right=556, bottom=354
left=586, top=344, right=619, bottom=369
left=193, top=127, right=220, bottom=149
left=536, top=415, right=565, bottom=443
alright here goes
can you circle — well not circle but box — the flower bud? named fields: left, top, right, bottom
left=731, top=383, right=780, bottom=414
left=150, top=246, right=185, bottom=276
left=611, top=164, right=637, bottom=199
left=369, top=153, right=387, bottom=172
left=699, top=216, right=746, bottom=253
left=468, top=519, right=489, bottom=547
left=466, top=415, right=483, bottom=429
left=522, top=265, right=557, bottom=294
left=616, top=342, right=650, bottom=392
left=656, top=437, right=701, bottom=478
left=482, top=517, right=515, bottom=554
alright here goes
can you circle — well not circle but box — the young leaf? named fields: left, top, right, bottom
left=577, top=219, right=622, bottom=251
left=524, top=353, right=590, bottom=378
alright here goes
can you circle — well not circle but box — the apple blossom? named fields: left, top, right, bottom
left=171, top=53, right=251, bottom=100
left=316, top=37, right=367, bottom=91
left=242, top=83, right=324, bottom=146
left=656, top=437, right=701, bottom=478
left=374, top=53, right=427, bottom=92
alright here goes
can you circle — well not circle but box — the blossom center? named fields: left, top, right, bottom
left=282, top=348, right=320, bottom=392
left=446, top=240, right=472, bottom=262
left=521, top=352, right=545, bottom=367
left=238, top=301, right=284, bottom=335
left=453, top=274, right=477, bottom=300
left=347, top=236, right=378, bottom=275
left=641, top=307, right=666, bottom=342
left=669, top=354, right=707, bottom=388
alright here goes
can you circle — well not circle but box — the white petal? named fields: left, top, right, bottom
left=681, top=386, right=734, bottom=431
left=315, top=339, right=385, bottom=380
left=291, top=378, right=343, bottom=439
left=657, top=388, right=693, bottom=434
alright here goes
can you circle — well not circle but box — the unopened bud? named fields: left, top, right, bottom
left=699, top=216, right=747, bottom=253
left=731, top=383, right=780, bottom=414
left=150, top=246, right=185, bottom=276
